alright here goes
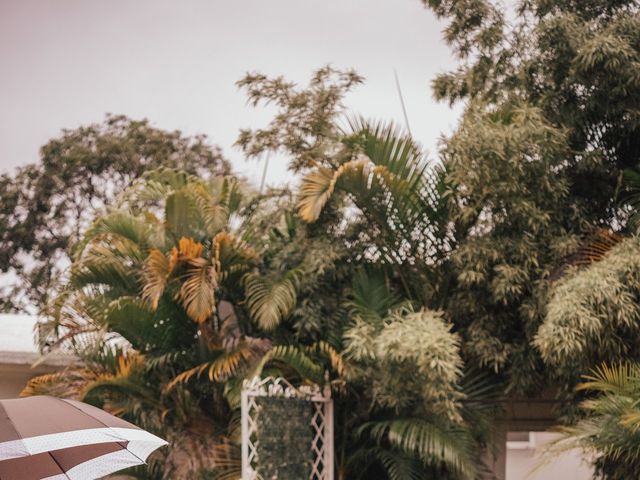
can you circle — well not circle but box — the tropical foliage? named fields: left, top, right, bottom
left=536, top=237, right=640, bottom=374
left=28, top=119, right=485, bottom=478
left=16, top=0, right=640, bottom=477
left=548, top=363, right=640, bottom=479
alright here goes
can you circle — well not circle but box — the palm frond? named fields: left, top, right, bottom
left=349, top=267, right=400, bottom=324
left=166, top=339, right=270, bottom=391
left=213, top=232, right=258, bottom=284
left=359, top=418, right=476, bottom=479
left=578, top=362, right=639, bottom=395
left=142, top=248, right=176, bottom=309
left=105, top=296, right=196, bottom=353
left=622, top=166, right=640, bottom=233
left=165, top=189, right=198, bottom=239
left=71, top=211, right=154, bottom=260
left=244, top=268, right=302, bottom=331
left=20, top=372, right=62, bottom=395
left=191, top=182, right=230, bottom=236
left=305, top=341, right=346, bottom=377
left=178, top=257, right=217, bottom=323
left=253, top=345, right=324, bottom=384
left=372, top=449, right=427, bottom=480
left=298, top=118, right=451, bottom=267
left=550, top=229, right=623, bottom=281
left=298, top=160, right=364, bottom=222
left=543, top=363, right=640, bottom=476
left=71, top=244, right=140, bottom=292
left=120, top=168, right=197, bottom=205
left=208, top=441, right=242, bottom=480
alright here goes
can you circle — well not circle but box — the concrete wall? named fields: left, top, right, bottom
left=0, top=351, right=72, bottom=399
left=0, top=363, right=37, bottom=398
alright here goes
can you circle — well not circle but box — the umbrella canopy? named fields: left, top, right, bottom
left=0, top=396, right=167, bottom=479
left=0, top=442, right=142, bottom=480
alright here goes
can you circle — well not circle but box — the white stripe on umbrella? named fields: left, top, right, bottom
left=0, top=427, right=167, bottom=462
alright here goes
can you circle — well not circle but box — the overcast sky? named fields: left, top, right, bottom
left=0, top=0, right=462, bottom=187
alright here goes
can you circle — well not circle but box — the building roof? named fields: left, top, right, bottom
left=0, top=314, right=74, bottom=367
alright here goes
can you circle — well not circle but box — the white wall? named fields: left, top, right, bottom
left=506, top=432, right=592, bottom=480
left=0, top=314, right=39, bottom=352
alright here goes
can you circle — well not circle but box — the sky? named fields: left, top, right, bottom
left=0, top=0, right=462, bottom=188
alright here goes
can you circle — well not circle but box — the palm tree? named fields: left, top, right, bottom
left=547, top=363, right=640, bottom=479
left=297, top=118, right=453, bottom=304
left=29, top=169, right=266, bottom=478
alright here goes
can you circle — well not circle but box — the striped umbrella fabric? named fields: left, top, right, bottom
left=0, top=396, right=167, bottom=480
left=1, top=442, right=141, bottom=480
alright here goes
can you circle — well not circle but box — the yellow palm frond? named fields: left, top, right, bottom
left=297, top=159, right=367, bottom=222
left=178, top=236, right=204, bottom=259
left=117, top=352, right=145, bottom=376
left=621, top=410, right=640, bottom=431
left=165, top=363, right=211, bottom=391
left=178, top=257, right=218, bottom=323
left=578, top=362, right=637, bottom=395
left=208, top=347, right=263, bottom=382
left=306, top=341, right=346, bottom=377
left=21, top=368, right=100, bottom=399
left=20, top=372, right=65, bottom=397
left=165, top=342, right=268, bottom=391
left=142, top=248, right=175, bottom=309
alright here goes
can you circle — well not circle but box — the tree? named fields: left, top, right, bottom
left=416, top=2, right=640, bottom=475
left=535, top=236, right=640, bottom=376
left=236, top=65, right=364, bottom=174
left=414, top=0, right=640, bottom=393
left=0, top=114, right=229, bottom=312
left=425, top=0, right=640, bottom=221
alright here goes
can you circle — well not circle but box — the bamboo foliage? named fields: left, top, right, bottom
left=345, top=304, right=464, bottom=422
left=535, top=237, right=640, bottom=371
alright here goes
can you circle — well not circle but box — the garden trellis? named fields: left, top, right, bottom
left=241, top=376, right=334, bottom=480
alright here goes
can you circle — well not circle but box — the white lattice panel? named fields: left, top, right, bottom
left=241, top=376, right=334, bottom=480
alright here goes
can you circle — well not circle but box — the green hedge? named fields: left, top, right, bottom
left=255, top=396, right=315, bottom=479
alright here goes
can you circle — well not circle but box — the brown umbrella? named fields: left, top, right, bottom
left=0, top=442, right=142, bottom=480
left=0, top=396, right=167, bottom=479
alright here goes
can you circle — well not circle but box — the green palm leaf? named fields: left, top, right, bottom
left=243, top=267, right=302, bottom=331
left=252, top=345, right=324, bottom=384
left=358, top=418, right=476, bottom=479
left=298, top=119, right=451, bottom=267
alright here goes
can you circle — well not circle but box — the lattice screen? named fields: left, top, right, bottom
left=241, top=376, right=334, bottom=480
